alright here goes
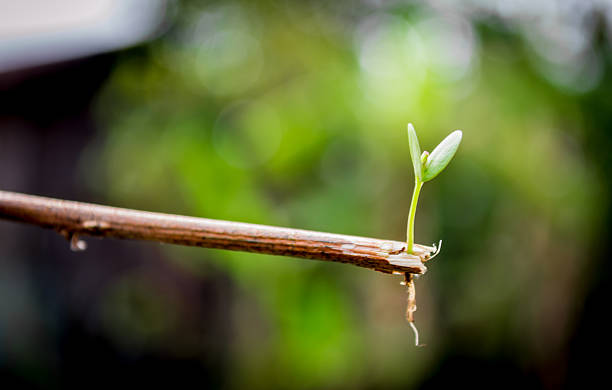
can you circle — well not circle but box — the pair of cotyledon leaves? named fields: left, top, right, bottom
left=407, top=123, right=462, bottom=182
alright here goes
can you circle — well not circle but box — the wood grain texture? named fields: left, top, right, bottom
left=0, top=190, right=434, bottom=274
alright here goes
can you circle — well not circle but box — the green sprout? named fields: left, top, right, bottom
left=406, top=124, right=462, bottom=254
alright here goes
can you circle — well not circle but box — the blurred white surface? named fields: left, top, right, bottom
left=0, top=0, right=167, bottom=72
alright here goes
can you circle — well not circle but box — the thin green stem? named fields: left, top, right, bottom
left=406, top=179, right=424, bottom=254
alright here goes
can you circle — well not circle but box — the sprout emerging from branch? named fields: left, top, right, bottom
left=406, top=124, right=462, bottom=254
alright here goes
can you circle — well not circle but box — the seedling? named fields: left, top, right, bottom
left=406, top=123, right=462, bottom=254
left=404, top=123, right=462, bottom=346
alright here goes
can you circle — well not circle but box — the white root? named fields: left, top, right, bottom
left=409, top=321, right=420, bottom=347
left=424, top=240, right=442, bottom=262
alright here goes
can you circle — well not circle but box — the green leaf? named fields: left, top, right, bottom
left=420, top=151, right=429, bottom=165
left=422, top=130, right=462, bottom=182
left=407, top=123, right=422, bottom=181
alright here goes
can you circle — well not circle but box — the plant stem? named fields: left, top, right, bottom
left=406, top=179, right=424, bottom=254
left=0, top=190, right=435, bottom=275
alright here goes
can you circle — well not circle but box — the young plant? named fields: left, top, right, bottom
left=406, top=124, right=462, bottom=254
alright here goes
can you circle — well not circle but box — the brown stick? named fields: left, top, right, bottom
left=0, top=190, right=433, bottom=274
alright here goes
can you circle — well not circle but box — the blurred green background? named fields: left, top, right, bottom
left=2, top=0, right=612, bottom=388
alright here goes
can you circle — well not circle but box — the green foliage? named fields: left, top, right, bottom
left=407, top=124, right=422, bottom=181
left=407, top=125, right=462, bottom=183
left=422, top=130, right=463, bottom=182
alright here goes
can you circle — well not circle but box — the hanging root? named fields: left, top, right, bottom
left=409, top=322, right=420, bottom=347
left=404, top=273, right=425, bottom=347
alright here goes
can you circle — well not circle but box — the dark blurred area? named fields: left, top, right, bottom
left=1, top=0, right=612, bottom=388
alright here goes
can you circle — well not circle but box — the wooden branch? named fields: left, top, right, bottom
left=0, top=190, right=435, bottom=275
